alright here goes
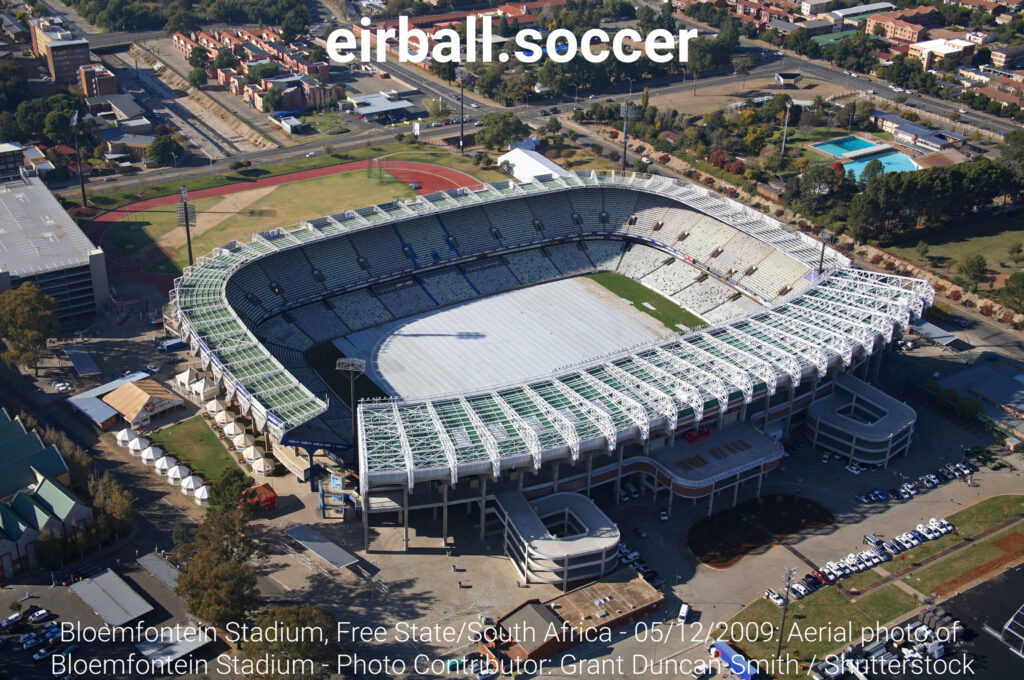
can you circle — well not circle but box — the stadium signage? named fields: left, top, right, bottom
left=326, top=16, right=699, bottom=65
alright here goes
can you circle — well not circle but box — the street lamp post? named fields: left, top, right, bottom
left=620, top=103, right=635, bottom=174
left=780, top=102, right=793, bottom=157
left=775, top=567, right=798, bottom=660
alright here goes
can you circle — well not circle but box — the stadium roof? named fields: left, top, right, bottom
left=171, top=170, right=925, bottom=458
left=70, top=569, right=153, bottom=626
left=0, top=174, right=100, bottom=278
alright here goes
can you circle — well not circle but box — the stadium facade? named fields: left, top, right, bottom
left=170, top=170, right=932, bottom=551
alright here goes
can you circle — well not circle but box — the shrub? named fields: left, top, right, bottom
left=1002, top=312, right=1013, bottom=323
left=658, top=154, right=670, bottom=164
left=883, top=260, right=896, bottom=271
left=774, top=209, right=784, bottom=217
left=869, top=253, right=883, bottom=265
left=933, top=282, right=947, bottom=293
left=980, top=302, right=994, bottom=316
left=949, top=288, right=962, bottom=301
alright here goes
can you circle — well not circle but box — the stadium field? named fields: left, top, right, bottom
left=331, top=277, right=672, bottom=399
left=586, top=272, right=706, bottom=331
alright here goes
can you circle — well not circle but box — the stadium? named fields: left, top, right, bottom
left=170, top=169, right=933, bottom=555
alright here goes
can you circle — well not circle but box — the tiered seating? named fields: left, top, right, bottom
left=259, top=248, right=323, bottom=303
left=289, top=302, right=349, bottom=342
left=503, top=249, right=560, bottom=284
left=225, top=265, right=275, bottom=321
left=254, top=316, right=314, bottom=351
left=679, top=217, right=735, bottom=262
left=617, top=245, right=668, bottom=280
left=395, top=216, right=454, bottom=264
left=525, top=192, right=578, bottom=238
left=333, top=289, right=393, bottom=330
left=701, top=296, right=763, bottom=324
left=419, top=269, right=476, bottom=306
left=566, top=190, right=603, bottom=231
left=709, top=233, right=775, bottom=278
left=483, top=200, right=536, bottom=246
left=739, top=250, right=812, bottom=300
left=583, top=241, right=623, bottom=270
left=439, top=207, right=500, bottom=254
left=655, top=207, right=704, bottom=244
left=627, top=193, right=673, bottom=236
left=374, top=280, right=436, bottom=318
left=462, top=259, right=520, bottom=295
left=671, top=277, right=735, bottom=314
left=348, top=225, right=408, bottom=273
left=302, top=236, right=363, bottom=290
left=640, top=260, right=701, bottom=297
left=263, top=342, right=305, bottom=368
left=602, top=188, right=639, bottom=231
left=546, top=243, right=592, bottom=277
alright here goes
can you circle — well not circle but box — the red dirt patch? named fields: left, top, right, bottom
left=933, top=532, right=1024, bottom=596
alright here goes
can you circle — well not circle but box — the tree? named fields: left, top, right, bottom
left=172, top=520, right=191, bottom=549
left=425, top=98, right=452, bottom=120
left=261, top=85, right=283, bottom=113
left=280, top=8, right=308, bottom=42
left=145, top=135, right=184, bottom=165
left=475, top=112, right=530, bottom=150
left=213, top=49, right=237, bottom=70
left=187, top=68, right=207, bottom=89
left=542, top=116, right=562, bottom=134
left=959, top=254, right=987, bottom=282
left=187, top=46, right=209, bottom=70
left=89, top=472, right=136, bottom=533
left=0, top=282, right=59, bottom=375
left=0, top=60, right=28, bottom=112
left=1001, top=272, right=1024, bottom=313
left=1000, top=129, right=1024, bottom=199
left=245, top=606, right=337, bottom=677
left=181, top=507, right=261, bottom=563
left=429, top=60, right=456, bottom=83
left=860, top=158, right=885, bottom=186
left=732, top=55, right=754, bottom=87
left=176, top=550, right=261, bottom=628
left=244, top=62, right=280, bottom=85
left=915, top=240, right=929, bottom=258
left=208, top=468, right=252, bottom=512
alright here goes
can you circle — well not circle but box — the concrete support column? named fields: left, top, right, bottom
left=756, top=468, right=764, bottom=498
left=402, top=486, right=409, bottom=552
left=585, top=454, right=593, bottom=497
left=442, top=484, right=449, bottom=548
left=667, top=485, right=674, bottom=514
left=479, top=476, right=487, bottom=542
left=552, top=462, right=560, bottom=494
left=362, top=488, right=370, bottom=551
left=614, top=443, right=624, bottom=503
left=733, top=480, right=740, bottom=508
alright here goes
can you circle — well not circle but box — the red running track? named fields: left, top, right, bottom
left=88, top=160, right=480, bottom=295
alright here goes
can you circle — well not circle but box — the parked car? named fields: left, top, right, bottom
left=764, top=589, right=785, bottom=606
left=32, top=645, right=55, bottom=661
left=845, top=464, right=862, bottom=475
left=28, top=609, right=50, bottom=624
left=677, top=602, right=690, bottom=623
left=633, top=526, right=648, bottom=539
left=659, top=509, right=670, bottom=521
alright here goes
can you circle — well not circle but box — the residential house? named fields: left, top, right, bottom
left=28, top=469, right=93, bottom=532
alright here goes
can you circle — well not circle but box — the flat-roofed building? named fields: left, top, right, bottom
left=29, top=17, right=89, bottom=83
left=79, top=63, right=116, bottom=97
left=909, top=38, right=975, bottom=69
left=991, top=43, right=1024, bottom=67
left=0, top=173, right=109, bottom=323
left=0, top=142, right=23, bottom=181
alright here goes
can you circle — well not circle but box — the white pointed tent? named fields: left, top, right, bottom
left=167, top=465, right=190, bottom=483
left=222, top=421, right=245, bottom=437
left=205, top=399, right=227, bottom=414
left=181, top=475, right=204, bottom=494
left=252, top=457, right=274, bottom=476
left=137, top=445, right=163, bottom=460
left=115, top=428, right=138, bottom=446
left=127, top=436, right=151, bottom=452
left=189, top=378, right=218, bottom=401
left=232, top=433, right=255, bottom=449
left=154, top=456, right=177, bottom=475
left=215, top=410, right=234, bottom=425
left=194, top=485, right=210, bottom=506
left=175, top=368, right=201, bottom=388
left=242, top=445, right=264, bottom=463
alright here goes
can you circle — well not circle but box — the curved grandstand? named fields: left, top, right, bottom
left=171, top=170, right=933, bottom=548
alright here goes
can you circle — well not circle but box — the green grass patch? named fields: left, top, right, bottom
left=887, top=214, right=1024, bottom=281
left=585, top=272, right=705, bottom=331
left=842, top=569, right=884, bottom=592
left=881, top=496, right=1024, bottom=573
left=908, top=526, right=1024, bottom=597
left=150, top=416, right=238, bottom=483
left=84, top=142, right=506, bottom=212
left=727, top=585, right=919, bottom=677
left=304, top=342, right=388, bottom=408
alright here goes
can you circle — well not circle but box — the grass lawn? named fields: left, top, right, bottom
left=557, top=147, right=620, bottom=173
left=150, top=416, right=238, bottom=483
left=842, top=569, right=884, bottom=592
left=107, top=196, right=221, bottom=258
left=886, top=213, right=1024, bottom=282
left=727, top=585, right=919, bottom=676
left=585, top=272, right=705, bottom=331
left=85, top=141, right=506, bottom=212
left=881, top=495, right=1024, bottom=573
left=301, top=111, right=350, bottom=135
left=144, top=172, right=417, bottom=275
left=907, top=526, right=1024, bottom=597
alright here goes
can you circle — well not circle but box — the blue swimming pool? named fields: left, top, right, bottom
left=812, top=136, right=874, bottom=157
left=843, top=150, right=919, bottom=179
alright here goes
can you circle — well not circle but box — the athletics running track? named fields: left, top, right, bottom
left=86, top=161, right=479, bottom=296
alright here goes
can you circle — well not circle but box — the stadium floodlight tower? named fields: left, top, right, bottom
left=337, top=357, right=367, bottom=452
left=176, top=185, right=196, bottom=267
left=620, top=103, right=635, bottom=173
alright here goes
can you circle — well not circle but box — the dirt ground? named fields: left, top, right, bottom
left=155, top=185, right=277, bottom=250
left=935, top=532, right=1024, bottom=596
left=649, top=76, right=852, bottom=117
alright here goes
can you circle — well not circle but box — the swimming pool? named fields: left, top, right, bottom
left=812, top=136, right=874, bottom=157
left=843, top=150, right=919, bottom=179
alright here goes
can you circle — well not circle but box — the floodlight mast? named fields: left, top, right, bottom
left=337, top=357, right=367, bottom=452
left=620, top=103, right=635, bottom=173
left=177, top=185, right=195, bottom=267
left=776, top=566, right=798, bottom=660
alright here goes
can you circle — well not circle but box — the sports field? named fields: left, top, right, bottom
left=586, top=272, right=706, bottom=331
left=333, top=277, right=671, bottom=399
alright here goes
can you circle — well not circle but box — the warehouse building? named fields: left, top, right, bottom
left=0, top=172, right=109, bottom=323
